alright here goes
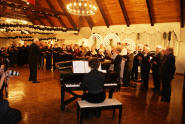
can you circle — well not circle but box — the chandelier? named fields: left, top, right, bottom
left=66, top=0, right=97, bottom=16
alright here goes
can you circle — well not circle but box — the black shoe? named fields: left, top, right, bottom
left=161, top=97, right=170, bottom=102
left=122, top=84, right=129, bottom=87
left=152, top=87, right=160, bottom=92
left=32, top=81, right=40, bottom=83
left=28, top=78, right=33, bottom=81
left=130, top=84, right=136, bottom=88
left=134, top=79, right=138, bottom=82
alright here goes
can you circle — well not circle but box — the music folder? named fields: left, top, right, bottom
left=72, top=61, right=106, bottom=73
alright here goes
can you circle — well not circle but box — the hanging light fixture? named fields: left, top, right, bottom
left=66, top=0, right=97, bottom=16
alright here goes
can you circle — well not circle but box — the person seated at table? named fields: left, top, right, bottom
left=80, top=58, right=106, bottom=103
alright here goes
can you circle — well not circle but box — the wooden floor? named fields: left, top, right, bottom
left=4, top=67, right=184, bottom=124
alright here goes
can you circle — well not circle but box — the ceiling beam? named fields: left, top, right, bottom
left=3, top=0, right=66, bottom=16
left=84, top=16, right=94, bottom=30
left=38, top=19, right=45, bottom=26
left=47, top=17, right=54, bottom=27
left=35, top=0, right=54, bottom=27
left=46, top=0, right=67, bottom=28
left=95, top=0, right=110, bottom=28
left=23, top=10, right=37, bottom=25
left=31, top=20, right=37, bottom=25
left=56, top=0, right=77, bottom=29
left=146, top=0, right=154, bottom=26
left=180, top=0, right=184, bottom=28
left=118, top=0, right=130, bottom=27
left=78, top=16, right=82, bottom=30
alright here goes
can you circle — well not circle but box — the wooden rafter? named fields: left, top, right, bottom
left=31, top=20, right=37, bottom=25
left=47, top=17, right=54, bottom=27
left=35, top=0, right=54, bottom=27
left=118, top=0, right=130, bottom=27
left=180, top=0, right=184, bottom=28
left=46, top=0, right=67, bottom=28
left=38, top=19, right=44, bottom=26
left=3, top=0, right=66, bottom=16
left=95, top=0, right=110, bottom=28
left=146, top=0, right=154, bottom=26
left=56, top=0, right=77, bottom=28
left=78, top=16, right=82, bottom=30
left=23, top=10, right=36, bottom=25
left=84, top=16, right=94, bottom=30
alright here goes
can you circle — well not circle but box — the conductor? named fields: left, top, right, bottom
left=28, top=38, right=40, bottom=83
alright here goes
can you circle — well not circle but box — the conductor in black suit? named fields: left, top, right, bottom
left=28, top=38, right=40, bottom=83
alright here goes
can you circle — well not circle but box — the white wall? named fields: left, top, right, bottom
left=176, top=28, right=185, bottom=74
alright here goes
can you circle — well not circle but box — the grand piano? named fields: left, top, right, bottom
left=57, top=59, right=120, bottom=110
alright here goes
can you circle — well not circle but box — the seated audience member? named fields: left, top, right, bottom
left=0, top=64, right=6, bottom=99
left=80, top=58, right=106, bottom=103
left=0, top=64, right=21, bottom=124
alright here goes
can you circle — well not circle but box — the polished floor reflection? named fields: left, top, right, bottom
left=4, top=67, right=184, bottom=124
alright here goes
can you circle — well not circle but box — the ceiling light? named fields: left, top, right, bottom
left=66, top=0, right=97, bottom=16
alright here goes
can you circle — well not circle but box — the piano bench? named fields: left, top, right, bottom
left=76, top=98, right=122, bottom=124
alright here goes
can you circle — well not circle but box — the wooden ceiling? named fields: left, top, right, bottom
left=0, top=0, right=184, bottom=29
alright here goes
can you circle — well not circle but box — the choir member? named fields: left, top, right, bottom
left=91, top=45, right=98, bottom=57
left=52, top=43, right=60, bottom=70
left=73, top=45, right=82, bottom=58
left=120, top=43, right=127, bottom=55
left=151, top=45, right=162, bottom=91
left=45, top=45, right=52, bottom=70
left=160, top=48, right=176, bottom=102
left=113, top=48, right=122, bottom=79
left=22, top=42, right=29, bottom=65
left=138, top=52, right=151, bottom=89
left=38, top=44, right=44, bottom=70
left=131, top=45, right=142, bottom=82
left=122, top=49, right=134, bottom=87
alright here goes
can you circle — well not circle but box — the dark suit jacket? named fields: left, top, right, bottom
left=28, top=43, right=40, bottom=64
left=160, top=54, right=176, bottom=80
left=151, top=53, right=161, bottom=72
left=114, top=55, right=122, bottom=73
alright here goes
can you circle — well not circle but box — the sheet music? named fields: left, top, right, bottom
left=72, top=61, right=106, bottom=73
left=84, top=61, right=91, bottom=73
left=72, top=61, right=86, bottom=73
